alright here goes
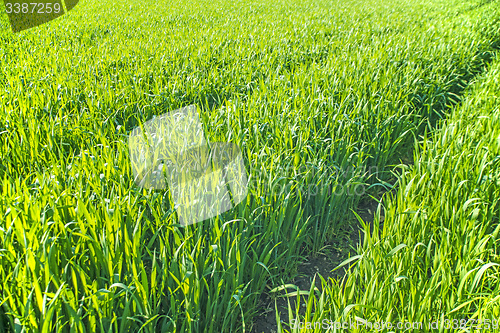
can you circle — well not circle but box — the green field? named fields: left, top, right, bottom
left=1, top=0, right=499, bottom=332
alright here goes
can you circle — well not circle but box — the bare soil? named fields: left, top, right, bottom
left=250, top=195, right=386, bottom=333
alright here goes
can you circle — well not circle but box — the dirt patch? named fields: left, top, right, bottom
left=250, top=195, right=385, bottom=333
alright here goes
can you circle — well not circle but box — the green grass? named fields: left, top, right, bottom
left=283, top=52, right=500, bottom=332
left=0, top=0, right=499, bottom=332
left=280, top=11, right=500, bottom=333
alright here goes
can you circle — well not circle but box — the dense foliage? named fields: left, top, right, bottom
left=0, top=0, right=499, bottom=331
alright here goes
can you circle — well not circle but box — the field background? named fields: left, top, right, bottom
left=1, top=0, right=499, bottom=332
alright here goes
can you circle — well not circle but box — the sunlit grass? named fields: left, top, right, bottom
left=0, top=0, right=499, bottom=331
left=280, top=7, right=500, bottom=333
